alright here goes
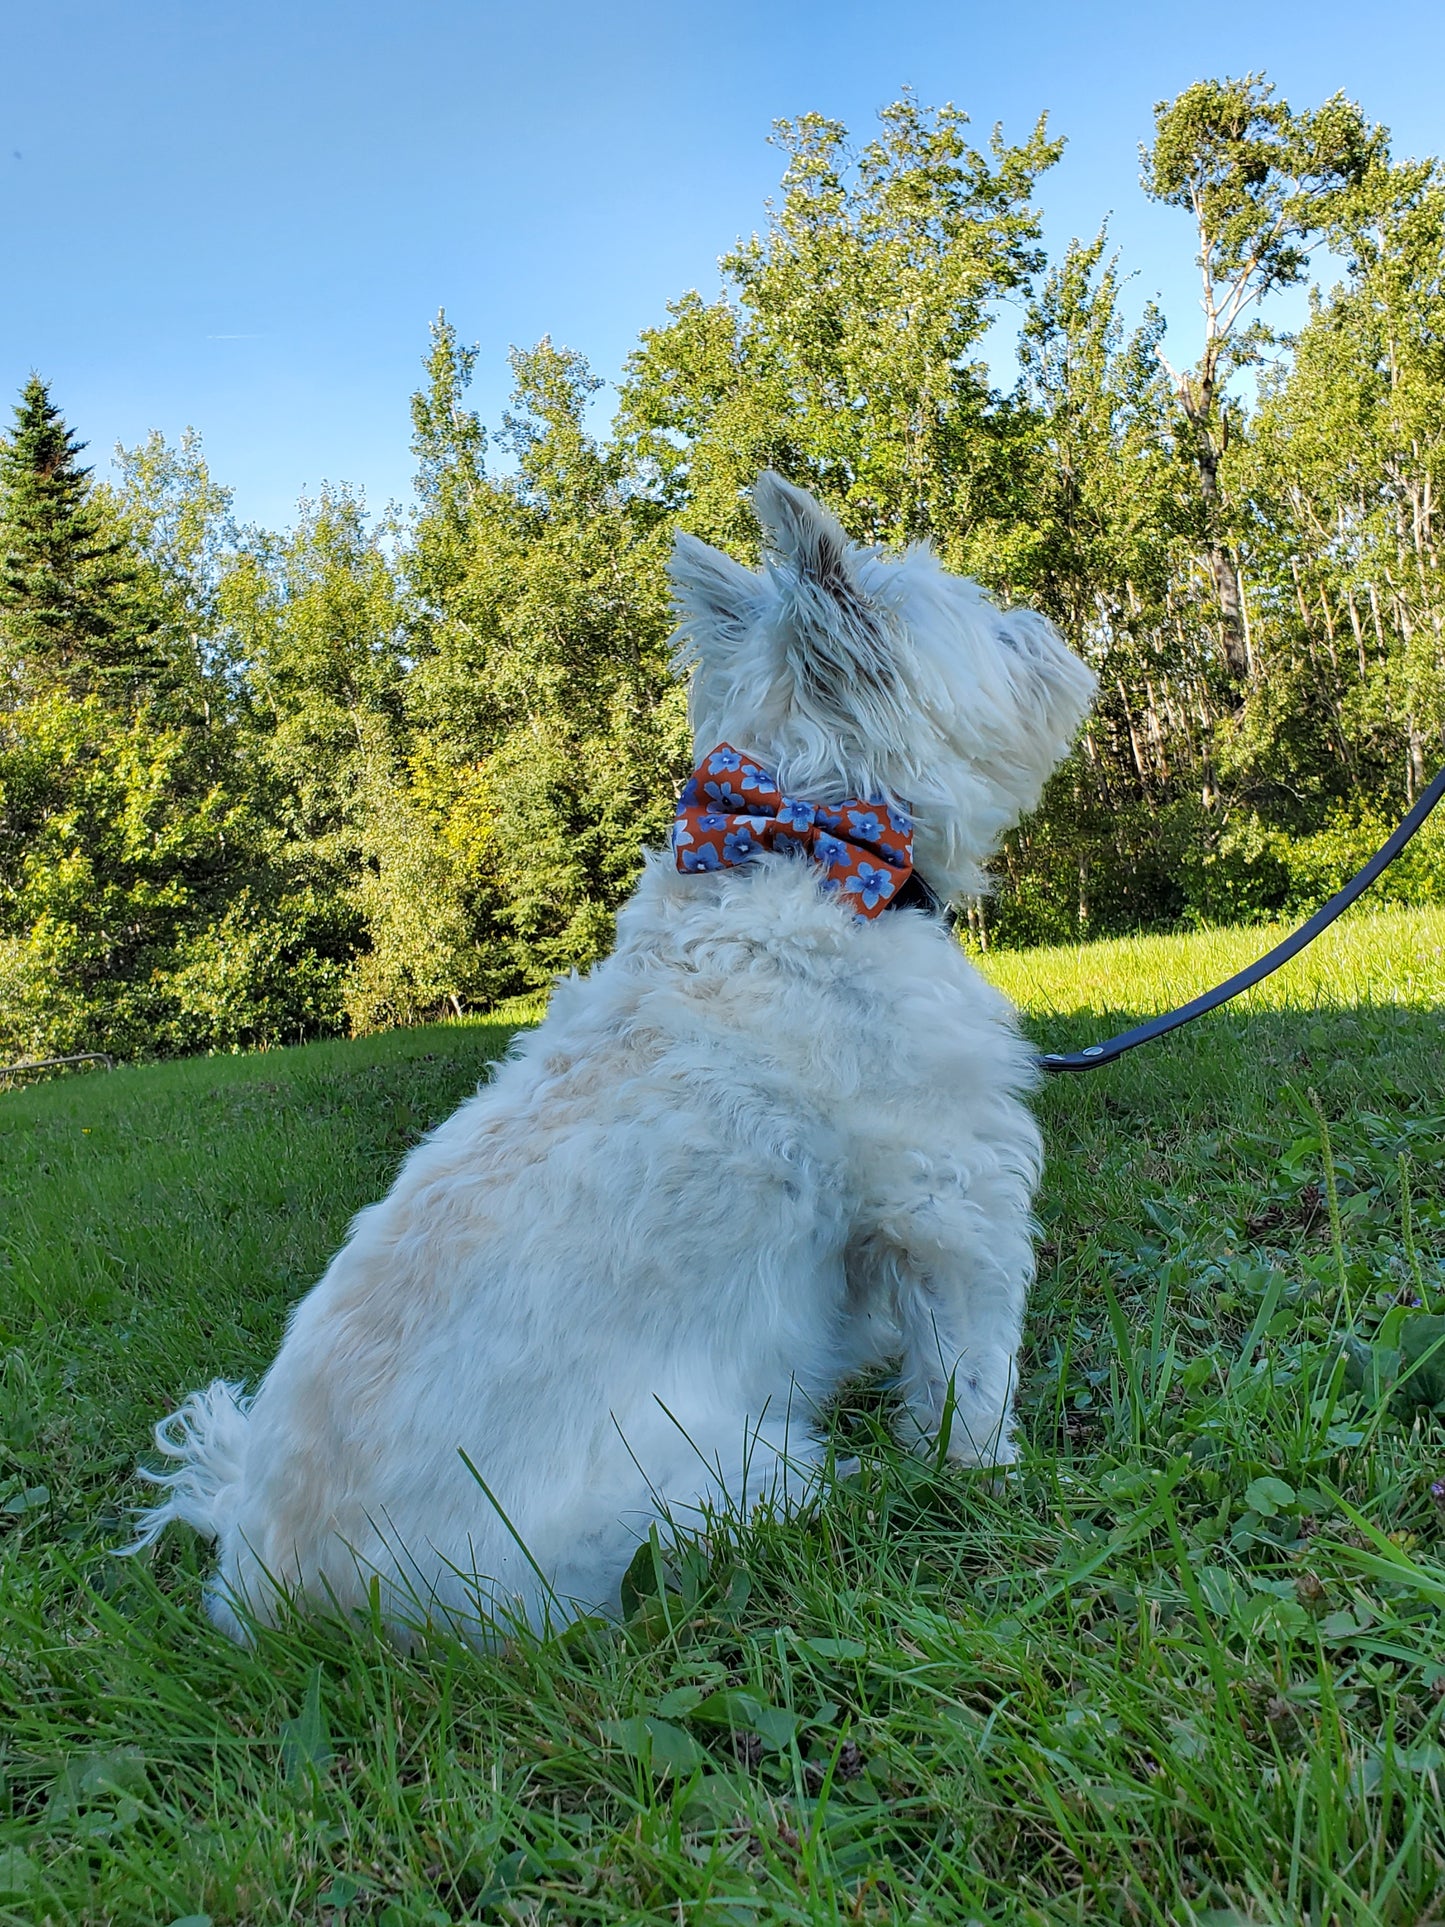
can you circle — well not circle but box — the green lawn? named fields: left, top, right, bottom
left=2, top=909, right=1444, bottom=1925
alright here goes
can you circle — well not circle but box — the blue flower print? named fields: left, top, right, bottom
left=723, top=825, right=765, bottom=863
left=846, top=808, right=883, bottom=843
left=678, top=776, right=700, bottom=808
left=704, top=779, right=746, bottom=810
left=696, top=811, right=728, bottom=832
left=777, top=796, right=815, bottom=831
left=739, top=762, right=777, bottom=793
left=773, top=832, right=805, bottom=855
left=813, top=833, right=849, bottom=870
left=842, top=861, right=896, bottom=910
left=707, top=748, right=742, bottom=774
left=670, top=820, right=694, bottom=850
left=813, top=803, right=847, bottom=832
left=681, top=845, right=722, bottom=873
left=887, top=803, right=913, bottom=835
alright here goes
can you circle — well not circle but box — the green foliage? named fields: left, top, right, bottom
left=1144, top=76, right=1380, bottom=302
left=404, top=332, right=688, bottom=993
left=0, top=376, right=158, bottom=701
left=1142, top=77, right=1386, bottom=681
left=0, top=685, right=343, bottom=1058
left=0, top=393, right=370, bottom=1060
left=5, top=79, right=1445, bottom=1053
left=620, top=95, right=1062, bottom=565
left=1233, top=150, right=1445, bottom=816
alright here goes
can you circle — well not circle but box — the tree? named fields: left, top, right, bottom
left=226, top=488, right=406, bottom=873
left=1239, top=151, right=1445, bottom=811
left=618, top=94, right=1062, bottom=570
left=404, top=338, right=687, bottom=992
left=1001, top=234, right=1201, bottom=938
left=408, top=309, right=488, bottom=616
left=0, top=392, right=271, bottom=1059
left=220, top=487, right=408, bottom=1018
left=0, top=376, right=160, bottom=701
left=1142, top=76, right=1383, bottom=682
left=108, top=427, right=241, bottom=717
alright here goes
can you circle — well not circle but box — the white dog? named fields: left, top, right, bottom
left=130, top=474, right=1094, bottom=1643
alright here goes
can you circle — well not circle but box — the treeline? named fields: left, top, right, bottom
left=2, top=77, right=1443, bottom=1061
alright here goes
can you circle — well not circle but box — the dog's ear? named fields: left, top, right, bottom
left=751, top=471, right=855, bottom=583
left=667, top=530, right=759, bottom=658
left=751, top=471, right=899, bottom=717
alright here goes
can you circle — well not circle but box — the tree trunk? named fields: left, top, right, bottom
left=1189, top=396, right=1250, bottom=682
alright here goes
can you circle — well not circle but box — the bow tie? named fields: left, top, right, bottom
left=671, top=744, right=914, bottom=917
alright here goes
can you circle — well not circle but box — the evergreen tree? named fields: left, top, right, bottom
left=0, top=376, right=160, bottom=700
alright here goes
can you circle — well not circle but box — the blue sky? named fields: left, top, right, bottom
left=4, top=0, right=1443, bottom=532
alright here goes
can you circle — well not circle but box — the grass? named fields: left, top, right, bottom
left=2, top=906, right=1444, bottom=1925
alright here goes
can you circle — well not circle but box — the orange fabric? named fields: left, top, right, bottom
left=672, top=744, right=914, bottom=917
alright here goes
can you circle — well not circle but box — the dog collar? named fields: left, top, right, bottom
left=885, top=867, right=944, bottom=917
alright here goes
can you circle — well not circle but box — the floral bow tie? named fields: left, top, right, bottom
left=671, top=744, right=914, bottom=917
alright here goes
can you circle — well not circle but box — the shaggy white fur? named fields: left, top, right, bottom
left=129, top=473, right=1095, bottom=1643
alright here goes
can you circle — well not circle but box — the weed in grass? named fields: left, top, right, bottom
left=1, top=912, right=1444, bottom=1922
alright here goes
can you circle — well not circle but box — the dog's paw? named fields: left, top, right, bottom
left=947, top=1430, right=1019, bottom=1471
left=895, top=1403, right=1018, bottom=1469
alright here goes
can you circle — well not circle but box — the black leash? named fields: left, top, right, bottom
left=1039, top=761, right=1445, bottom=1075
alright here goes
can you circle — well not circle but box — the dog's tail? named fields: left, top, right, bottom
left=121, top=1380, right=253, bottom=1554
